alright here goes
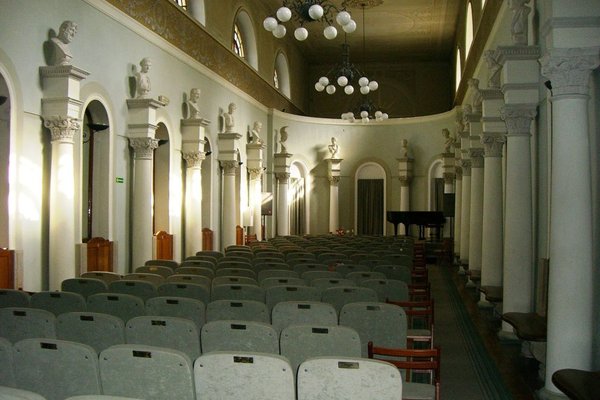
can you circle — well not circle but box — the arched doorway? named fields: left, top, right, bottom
left=81, top=100, right=111, bottom=242
left=0, top=73, right=9, bottom=247
left=289, top=162, right=306, bottom=236
left=355, top=162, right=386, bottom=235
left=153, top=123, right=170, bottom=234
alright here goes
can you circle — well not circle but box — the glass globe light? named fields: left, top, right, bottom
left=263, top=17, right=278, bottom=32
left=360, top=111, right=369, bottom=118
left=360, top=85, right=370, bottom=95
left=323, top=25, right=338, bottom=40
left=318, top=77, right=330, bottom=86
left=375, top=111, right=383, bottom=119
left=358, top=77, right=369, bottom=87
left=368, top=81, right=379, bottom=91
left=294, top=27, right=309, bottom=41
left=273, top=24, right=286, bottom=38
left=326, top=84, right=336, bottom=94
left=382, top=113, right=389, bottom=120
left=344, top=85, right=354, bottom=95
left=337, top=76, right=348, bottom=87
left=315, top=82, right=325, bottom=92
left=336, top=11, right=352, bottom=26
left=308, top=4, right=324, bottom=20
left=347, top=112, right=355, bottom=121
left=342, top=20, right=357, bottom=33
left=276, top=7, right=292, bottom=22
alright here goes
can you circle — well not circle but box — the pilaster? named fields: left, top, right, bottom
left=274, top=152, right=293, bottom=237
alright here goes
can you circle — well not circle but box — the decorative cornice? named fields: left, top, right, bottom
left=496, top=45, right=541, bottom=64
left=39, top=65, right=90, bottom=80
left=129, top=137, right=159, bottom=160
left=182, top=151, right=206, bottom=168
left=126, top=98, right=165, bottom=109
left=44, top=116, right=80, bottom=143
left=540, top=48, right=600, bottom=97
left=481, top=133, right=506, bottom=157
left=540, top=17, right=600, bottom=41
left=501, top=105, right=537, bottom=136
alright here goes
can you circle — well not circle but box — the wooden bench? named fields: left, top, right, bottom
left=501, top=312, right=547, bottom=342
left=552, top=369, right=600, bottom=400
left=479, top=285, right=502, bottom=303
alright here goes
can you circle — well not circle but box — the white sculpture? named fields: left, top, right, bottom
left=135, top=57, right=152, bottom=99
left=401, top=139, right=409, bottom=158
left=484, top=50, right=501, bottom=89
left=186, top=88, right=202, bottom=119
left=443, top=128, right=456, bottom=153
left=509, top=0, right=530, bottom=45
left=249, top=121, right=263, bottom=144
left=50, top=20, right=77, bottom=66
left=279, top=126, right=288, bottom=154
left=223, top=102, right=236, bottom=133
left=328, top=137, right=339, bottom=158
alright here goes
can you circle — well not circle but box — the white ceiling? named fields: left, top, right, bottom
left=260, top=0, right=462, bottom=64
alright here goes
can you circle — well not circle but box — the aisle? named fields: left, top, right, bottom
left=429, top=264, right=514, bottom=400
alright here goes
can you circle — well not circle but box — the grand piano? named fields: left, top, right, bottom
left=386, top=211, right=445, bottom=239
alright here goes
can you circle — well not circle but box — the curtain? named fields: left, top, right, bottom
left=357, top=179, right=384, bottom=235
left=289, top=177, right=305, bottom=236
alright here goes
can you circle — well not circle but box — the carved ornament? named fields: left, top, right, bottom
left=44, top=116, right=80, bottom=143
left=540, top=49, right=600, bottom=96
left=129, top=137, right=159, bottom=160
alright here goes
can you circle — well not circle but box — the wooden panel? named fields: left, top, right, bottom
left=155, top=231, right=173, bottom=260
left=0, top=248, right=15, bottom=289
left=87, top=237, right=114, bottom=272
left=236, top=226, right=244, bottom=246
left=202, top=228, right=213, bottom=251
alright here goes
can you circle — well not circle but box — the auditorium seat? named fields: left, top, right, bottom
left=0, top=386, right=47, bottom=400
left=30, top=291, right=86, bottom=316
left=145, top=296, right=205, bottom=332
left=320, top=286, right=379, bottom=314
left=179, top=259, right=216, bottom=270
left=292, top=263, right=329, bottom=275
left=109, top=280, right=157, bottom=301
left=0, top=337, right=15, bottom=387
left=166, top=273, right=212, bottom=286
left=13, top=338, right=102, bottom=400
left=61, top=278, right=108, bottom=299
left=194, top=352, right=295, bottom=400
left=144, top=259, right=179, bottom=270
left=257, top=269, right=300, bottom=282
left=253, top=261, right=291, bottom=272
left=87, top=293, right=145, bottom=323
left=176, top=266, right=215, bottom=278
left=271, top=301, right=338, bottom=333
left=360, top=278, right=409, bottom=302
left=297, top=356, right=402, bottom=400
left=333, top=264, right=371, bottom=276
left=0, top=289, right=30, bottom=308
left=280, top=324, right=361, bottom=373
left=81, top=272, right=122, bottom=285
left=0, top=307, right=56, bottom=343
left=156, top=281, right=210, bottom=304
left=301, top=270, right=342, bottom=283
left=374, top=265, right=412, bottom=283
left=310, top=278, right=356, bottom=290
left=195, top=250, right=224, bottom=260
left=125, top=315, right=201, bottom=360
left=211, top=283, right=265, bottom=303
left=260, top=277, right=306, bottom=289
left=121, top=273, right=164, bottom=287
left=99, top=345, right=195, bottom=400
left=134, top=265, right=173, bottom=278
left=216, top=260, right=253, bottom=270
left=57, top=312, right=125, bottom=353
left=345, top=271, right=387, bottom=284
left=206, top=299, right=269, bottom=323
left=265, top=285, right=321, bottom=311
left=65, top=396, right=142, bottom=399
left=212, top=275, right=258, bottom=287
left=339, top=302, right=408, bottom=356
left=214, top=267, right=256, bottom=279
left=200, top=320, right=278, bottom=354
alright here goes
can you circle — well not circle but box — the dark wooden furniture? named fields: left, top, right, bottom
left=552, top=369, right=600, bottom=400
left=0, top=248, right=15, bottom=289
left=86, top=237, right=113, bottom=272
left=202, top=228, right=213, bottom=251
left=154, top=231, right=173, bottom=260
left=501, top=312, right=547, bottom=342
left=386, top=211, right=445, bottom=239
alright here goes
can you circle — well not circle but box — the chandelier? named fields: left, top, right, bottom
left=314, top=41, right=378, bottom=96
left=263, top=1, right=357, bottom=41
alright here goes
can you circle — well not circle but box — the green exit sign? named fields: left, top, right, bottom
left=115, top=177, right=124, bottom=183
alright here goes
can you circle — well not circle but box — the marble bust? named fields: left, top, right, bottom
left=249, top=121, right=263, bottom=144
left=186, top=88, right=202, bottom=119
left=328, top=137, right=339, bottom=158
left=223, top=102, right=236, bottom=133
left=50, top=20, right=77, bottom=66
left=443, top=128, right=456, bottom=153
left=135, top=57, right=152, bottom=99
left=401, top=139, right=409, bottom=158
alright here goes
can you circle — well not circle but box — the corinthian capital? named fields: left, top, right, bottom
left=221, top=160, right=238, bottom=176
left=44, top=116, right=80, bottom=143
left=182, top=151, right=206, bottom=168
left=275, top=172, right=290, bottom=183
left=460, top=159, right=472, bottom=176
left=481, top=133, right=506, bottom=157
left=328, top=176, right=340, bottom=186
left=129, top=137, right=159, bottom=160
left=469, top=148, right=485, bottom=168
left=248, top=168, right=263, bottom=181
left=501, top=105, right=537, bottom=136
left=540, top=49, right=600, bottom=96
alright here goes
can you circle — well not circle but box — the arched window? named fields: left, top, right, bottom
left=465, top=2, right=474, bottom=57
left=233, top=24, right=245, bottom=58
left=233, top=10, right=258, bottom=70
left=173, top=0, right=187, bottom=9
left=187, top=0, right=206, bottom=26
left=455, top=48, right=462, bottom=92
left=274, top=52, right=291, bottom=98
left=355, top=163, right=387, bottom=235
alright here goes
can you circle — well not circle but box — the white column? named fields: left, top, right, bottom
left=442, top=152, right=455, bottom=239
left=129, top=137, right=158, bottom=269
left=329, top=176, right=339, bottom=233
left=276, top=172, right=290, bottom=236
left=467, top=148, right=484, bottom=282
left=248, top=169, right=263, bottom=240
left=453, top=166, right=462, bottom=257
left=397, top=157, right=413, bottom=236
left=183, top=151, right=205, bottom=257
left=44, top=117, right=79, bottom=290
left=221, top=160, right=238, bottom=248
left=479, top=132, right=505, bottom=304
left=459, top=159, right=471, bottom=266
left=40, top=65, right=88, bottom=289
left=500, top=105, right=537, bottom=335
left=539, top=49, right=598, bottom=397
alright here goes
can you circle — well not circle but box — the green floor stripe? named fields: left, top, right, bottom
left=441, top=267, right=514, bottom=400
